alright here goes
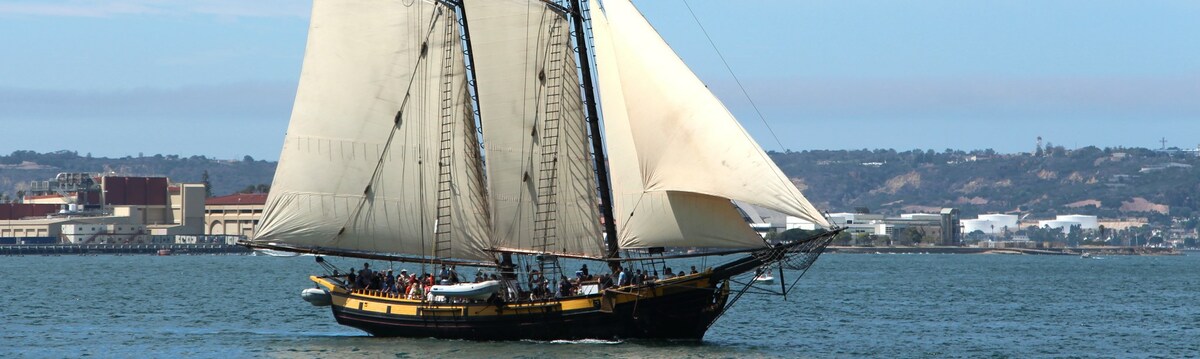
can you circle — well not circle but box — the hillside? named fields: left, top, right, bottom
left=0, top=150, right=275, bottom=199
left=3, top=147, right=1198, bottom=224
left=772, top=146, right=1199, bottom=222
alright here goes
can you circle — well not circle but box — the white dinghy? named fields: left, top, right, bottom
left=430, top=280, right=502, bottom=300
left=753, top=273, right=775, bottom=284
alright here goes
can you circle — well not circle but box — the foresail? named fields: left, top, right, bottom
left=464, top=0, right=606, bottom=258
left=591, top=0, right=830, bottom=249
left=253, top=0, right=493, bottom=262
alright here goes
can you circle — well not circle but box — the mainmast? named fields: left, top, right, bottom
left=569, top=0, right=621, bottom=269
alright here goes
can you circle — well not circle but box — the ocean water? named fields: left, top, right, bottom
left=2, top=253, right=1197, bottom=358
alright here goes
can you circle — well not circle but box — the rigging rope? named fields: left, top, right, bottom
left=339, top=5, right=448, bottom=251
left=681, top=0, right=787, bottom=152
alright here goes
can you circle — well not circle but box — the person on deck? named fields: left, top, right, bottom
left=395, top=270, right=407, bottom=295
left=528, top=269, right=542, bottom=297
left=616, top=267, right=627, bottom=287
left=410, top=276, right=423, bottom=299
left=690, top=266, right=698, bottom=275
left=385, top=270, right=396, bottom=294
left=558, top=276, right=573, bottom=297
left=347, top=268, right=357, bottom=289
left=359, top=263, right=374, bottom=289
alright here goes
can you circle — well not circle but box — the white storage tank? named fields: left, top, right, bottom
left=1038, top=220, right=1081, bottom=234
left=961, top=219, right=997, bottom=234
left=1055, top=215, right=1098, bottom=230
left=978, top=214, right=1019, bottom=230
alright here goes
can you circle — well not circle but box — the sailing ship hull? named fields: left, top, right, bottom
left=315, top=274, right=730, bottom=340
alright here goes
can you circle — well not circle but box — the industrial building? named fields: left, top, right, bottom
left=826, top=209, right=960, bottom=245
left=0, top=173, right=205, bottom=244
left=961, top=213, right=1101, bottom=236
left=204, top=193, right=268, bottom=238
left=735, top=202, right=961, bottom=245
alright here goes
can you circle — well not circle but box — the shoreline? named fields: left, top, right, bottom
left=826, top=246, right=1181, bottom=256
left=0, top=244, right=1183, bottom=256
left=0, top=243, right=251, bottom=256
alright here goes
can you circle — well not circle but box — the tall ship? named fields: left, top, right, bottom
left=245, top=0, right=840, bottom=340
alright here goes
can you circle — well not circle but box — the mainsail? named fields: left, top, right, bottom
left=464, top=0, right=606, bottom=258
left=253, top=0, right=493, bottom=261
left=590, top=0, right=830, bottom=249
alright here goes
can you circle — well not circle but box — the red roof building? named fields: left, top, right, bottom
left=204, top=193, right=268, bottom=238
left=205, top=193, right=269, bottom=206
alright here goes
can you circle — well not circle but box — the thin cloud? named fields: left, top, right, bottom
left=716, top=75, right=1200, bottom=118
left=0, top=0, right=309, bottom=18
left=0, top=82, right=297, bottom=120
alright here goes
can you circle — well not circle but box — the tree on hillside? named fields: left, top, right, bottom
left=239, top=184, right=272, bottom=194
left=201, top=170, right=213, bottom=198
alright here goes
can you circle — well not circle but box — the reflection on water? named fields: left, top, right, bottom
left=2, top=253, right=1197, bottom=358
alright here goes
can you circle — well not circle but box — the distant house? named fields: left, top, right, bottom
left=1139, top=162, right=1193, bottom=173
left=205, top=193, right=268, bottom=238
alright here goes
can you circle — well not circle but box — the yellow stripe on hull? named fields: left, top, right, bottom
left=310, top=270, right=721, bottom=320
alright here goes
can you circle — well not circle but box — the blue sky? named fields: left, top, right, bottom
left=1, top=0, right=1197, bottom=160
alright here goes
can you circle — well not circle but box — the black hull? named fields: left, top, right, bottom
left=329, top=282, right=724, bottom=340
left=313, top=230, right=838, bottom=341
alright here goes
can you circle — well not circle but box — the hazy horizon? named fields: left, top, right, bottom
left=4, top=142, right=1190, bottom=163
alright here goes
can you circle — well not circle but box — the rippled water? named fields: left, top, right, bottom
left=2, top=253, right=1197, bottom=358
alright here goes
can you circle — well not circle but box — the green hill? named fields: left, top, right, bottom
left=0, top=150, right=275, bottom=200
left=771, top=146, right=1198, bottom=223
left=4, top=147, right=1197, bottom=226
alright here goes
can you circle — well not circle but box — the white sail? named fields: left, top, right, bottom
left=591, top=0, right=830, bottom=249
left=253, top=0, right=493, bottom=261
left=465, top=0, right=606, bottom=258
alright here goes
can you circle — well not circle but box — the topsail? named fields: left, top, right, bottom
left=465, top=0, right=606, bottom=258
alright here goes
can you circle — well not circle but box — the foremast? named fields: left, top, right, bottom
left=568, top=0, right=622, bottom=269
